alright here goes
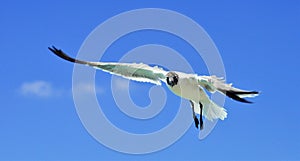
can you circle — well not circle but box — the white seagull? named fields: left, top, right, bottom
left=49, top=46, right=259, bottom=129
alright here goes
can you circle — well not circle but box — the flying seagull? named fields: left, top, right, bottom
left=48, top=46, right=259, bottom=130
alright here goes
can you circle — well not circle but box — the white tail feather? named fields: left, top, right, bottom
left=202, top=99, right=227, bottom=121
left=192, top=99, right=227, bottom=121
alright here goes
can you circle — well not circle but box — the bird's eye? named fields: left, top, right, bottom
left=166, top=77, right=171, bottom=84
left=166, top=77, right=174, bottom=87
left=173, top=76, right=178, bottom=85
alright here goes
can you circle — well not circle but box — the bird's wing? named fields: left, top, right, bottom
left=197, top=75, right=259, bottom=103
left=48, top=46, right=168, bottom=85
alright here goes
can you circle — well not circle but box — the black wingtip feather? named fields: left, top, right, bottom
left=48, top=46, right=87, bottom=65
left=48, top=46, right=76, bottom=63
left=226, top=90, right=254, bottom=103
left=231, top=91, right=259, bottom=95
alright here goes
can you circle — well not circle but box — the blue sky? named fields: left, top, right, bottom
left=1, top=1, right=300, bottom=160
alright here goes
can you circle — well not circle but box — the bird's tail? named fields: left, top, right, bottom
left=202, top=98, right=227, bottom=121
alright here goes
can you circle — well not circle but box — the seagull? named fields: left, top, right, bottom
left=48, top=46, right=259, bottom=130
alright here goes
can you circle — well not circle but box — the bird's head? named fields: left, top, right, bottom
left=166, top=72, right=179, bottom=87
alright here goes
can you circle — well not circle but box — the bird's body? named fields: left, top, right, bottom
left=167, top=72, right=200, bottom=101
left=48, top=46, right=259, bottom=129
left=167, top=72, right=227, bottom=121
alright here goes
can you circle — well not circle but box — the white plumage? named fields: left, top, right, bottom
left=49, top=46, right=259, bottom=129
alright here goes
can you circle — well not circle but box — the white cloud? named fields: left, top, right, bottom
left=19, top=80, right=106, bottom=98
left=19, top=80, right=60, bottom=97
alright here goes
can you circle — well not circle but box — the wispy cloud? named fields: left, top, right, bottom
left=19, top=80, right=106, bottom=98
left=19, top=80, right=61, bottom=98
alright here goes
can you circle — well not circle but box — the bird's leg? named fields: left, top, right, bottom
left=190, top=100, right=199, bottom=129
left=199, top=102, right=204, bottom=130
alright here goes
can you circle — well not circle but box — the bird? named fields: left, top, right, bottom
left=48, top=46, right=259, bottom=130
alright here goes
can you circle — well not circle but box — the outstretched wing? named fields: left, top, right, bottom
left=48, top=46, right=168, bottom=85
left=197, top=75, right=259, bottom=103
